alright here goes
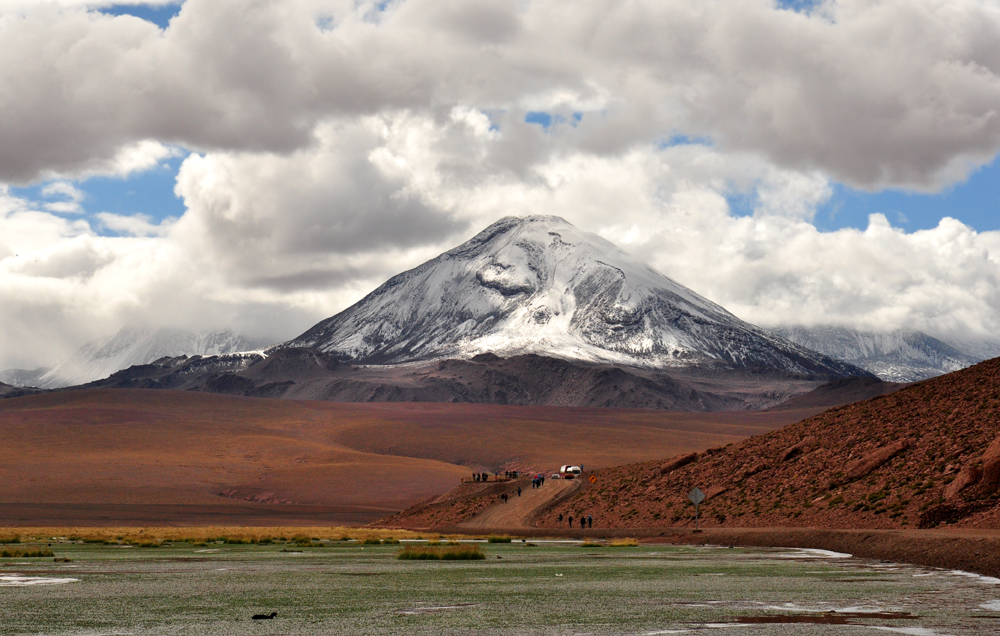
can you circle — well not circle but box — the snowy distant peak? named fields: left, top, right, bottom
left=286, top=216, right=866, bottom=379
left=0, top=367, right=48, bottom=388
left=771, top=326, right=979, bottom=382
left=37, top=327, right=266, bottom=388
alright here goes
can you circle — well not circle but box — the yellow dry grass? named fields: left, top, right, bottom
left=0, top=526, right=429, bottom=544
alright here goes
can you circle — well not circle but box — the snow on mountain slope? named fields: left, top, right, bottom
left=770, top=326, right=978, bottom=382
left=286, top=216, right=865, bottom=378
left=37, top=327, right=265, bottom=388
left=0, top=367, right=48, bottom=388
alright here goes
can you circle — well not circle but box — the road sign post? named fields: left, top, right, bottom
left=688, top=487, right=705, bottom=532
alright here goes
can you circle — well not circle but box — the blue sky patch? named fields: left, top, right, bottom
left=524, top=111, right=583, bottom=131
left=816, top=159, right=1000, bottom=233
left=12, top=154, right=188, bottom=235
left=99, top=3, right=183, bottom=29
left=776, top=0, right=824, bottom=13
left=657, top=134, right=714, bottom=149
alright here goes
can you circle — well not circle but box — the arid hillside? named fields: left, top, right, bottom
left=540, top=358, right=1000, bottom=531
left=0, top=389, right=813, bottom=526
left=383, top=358, right=1000, bottom=532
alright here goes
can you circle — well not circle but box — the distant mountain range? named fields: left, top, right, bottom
left=21, top=327, right=265, bottom=389
left=771, top=326, right=998, bottom=383
left=44, top=216, right=879, bottom=411
left=11, top=217, right=997, bottom=407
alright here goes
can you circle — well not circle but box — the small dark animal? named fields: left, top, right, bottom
left=252, top=612, right=277, bottom=620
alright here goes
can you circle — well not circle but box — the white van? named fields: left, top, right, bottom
left=559, top=465, right=582, bottom=479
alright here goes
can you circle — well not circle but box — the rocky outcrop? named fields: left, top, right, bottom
left=704, top=485, right=729, bottom=501
left=844, top=439, right=910, bottom=480
left=781, top=436, right=817, bottom=461
left=659, top=453, right=698, bottom=475
left=981, top=434, right=1000, bottom=486
left=944, top=466, right=982, bottom=499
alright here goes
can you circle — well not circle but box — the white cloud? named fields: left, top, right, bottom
left=3, top=0, right=1000, bottom=370
left=0, top=0, right=997, bottom=188
left=39, top=181, right=86, bottom=214
left=95, top=211, right=172, bottom=237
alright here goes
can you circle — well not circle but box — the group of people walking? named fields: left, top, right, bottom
left=531, top=475, right=545, bottom=489
left=557, top=513, right=593, bottom=528
left=472, top=471, right=522, bottom=483
left=499, top=486, right=523, bottom=504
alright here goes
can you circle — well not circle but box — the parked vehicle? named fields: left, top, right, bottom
left=559, top=465, right=582, bottom=479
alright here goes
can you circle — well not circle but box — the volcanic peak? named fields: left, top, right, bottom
left=285, top=215, right=864, bottom=379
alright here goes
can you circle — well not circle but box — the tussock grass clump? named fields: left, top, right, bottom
left=361, top=538, right=383, bottom=545
left=0, top=536, right=20, bottom=544
left=426, top=540, right=441, bottom=546
left=397, top=545, right=485, bottom=561
left=486, top=536, right=511, bottom=543
left=580, top=541, right=605, bottom=548
left=609, top=538, right=639, bottom=547
left=381, top=537, right=400, bottom=545
left=137, top=541, right=161, bottom=548
left=2, top=548, right=55, bottom=558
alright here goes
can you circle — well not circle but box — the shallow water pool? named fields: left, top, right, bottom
left=2, top=541, right=999, bottom=635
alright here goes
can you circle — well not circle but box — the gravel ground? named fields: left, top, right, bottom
left=3, top=540, right=1000, bottom=635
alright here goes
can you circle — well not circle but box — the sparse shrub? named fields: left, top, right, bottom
left=486, top=536, right=511, bottom=543
left=382, top=537, right=400, bottom=545
left=137, top=541, right=160, bottom=548
left=0, top=536, right=20, bottom=544
left=2, top=549, right=55, bottom=558
left=609, top=538, right=638, bottom=547
left=580, top=541, right=605, bottom=548
left=426, top=540, right=441, bottom=546
left=361, top=538, right=382, bottom=545
left=397, top=545, right=485, bottom=560
left=53, top=557, right=72, bottom=563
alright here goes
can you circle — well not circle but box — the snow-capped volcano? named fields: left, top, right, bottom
left=36, top=327, right=264, bottom=388
left=286, top=216, right=864, bottom=378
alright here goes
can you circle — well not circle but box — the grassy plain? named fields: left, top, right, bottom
left=3, top=536, right=998, bottom=634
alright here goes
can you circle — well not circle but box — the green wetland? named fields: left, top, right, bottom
left=3, top=539, right=1000, bottom=635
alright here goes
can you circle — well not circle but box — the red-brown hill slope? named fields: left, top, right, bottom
left=540, top=358, right=1000, bottom=531
left=0, top=389, right=811, bottom=525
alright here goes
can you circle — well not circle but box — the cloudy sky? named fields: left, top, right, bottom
left=2, top=0, right=1000, bottom=370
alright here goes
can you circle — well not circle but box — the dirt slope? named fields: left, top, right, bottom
left=459, top=479, right=581, bottom=529
left=539, top=358, right=1000, bottom=531
left=382, top=358, right=1000, bottom=533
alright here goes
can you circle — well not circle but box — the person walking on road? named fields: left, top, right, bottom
left=558, top=513, right=563, bottom=526
left=517, top=487, right=522, bottom=497
left=587, top=515, right=593, bottom=528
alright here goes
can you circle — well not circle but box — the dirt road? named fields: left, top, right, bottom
left=459, top=478, right=582, bottom=529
